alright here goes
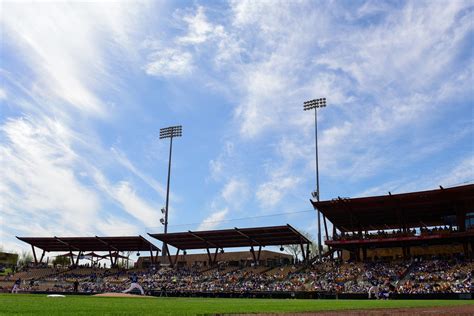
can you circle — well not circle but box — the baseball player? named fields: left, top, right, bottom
left=12, top=278, right=21, bottom=294
left=122, top=273, right=144, bottom=295
left=368, top=279, right=379, bottom=299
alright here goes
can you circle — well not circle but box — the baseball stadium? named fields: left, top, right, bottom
left=1, top=184, right=473, bottom=315
left=1, top=1, right=474, bottom=316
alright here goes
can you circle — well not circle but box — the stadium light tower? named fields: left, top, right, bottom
left=159, top=125, right=182, bottom=253
left=303, top=97, right=326, bottom=260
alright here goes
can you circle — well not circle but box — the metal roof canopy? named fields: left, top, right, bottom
left=16, top=236, right=160, bottom=252
left=148, top=225, right=311, bottom=250
left=311, top=184, right=474, bottom=233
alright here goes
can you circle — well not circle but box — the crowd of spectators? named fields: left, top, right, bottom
left=333, top=226, right=457, bottom=241
left=4, top=257, right=473, bottom=296
left=398, top=257, right=472, bottom=294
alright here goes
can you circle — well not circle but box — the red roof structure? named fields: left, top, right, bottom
left=310, top=184, right=474, bottom=261
left=311, top=184, right=474, bottom=232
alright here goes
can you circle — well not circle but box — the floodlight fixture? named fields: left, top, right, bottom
left=303, top=98, right=326, bottom=111
left=159, top=125, right=182, bottom=139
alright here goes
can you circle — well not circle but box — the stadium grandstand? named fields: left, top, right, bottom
left=312, top=184, right=474, bottom=261
left=2, top=185, right=473, bottom=299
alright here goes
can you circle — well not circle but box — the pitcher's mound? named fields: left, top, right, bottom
left=94, top=292, right=153, bottom=298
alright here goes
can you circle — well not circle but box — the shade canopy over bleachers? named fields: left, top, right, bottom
left=17, top=236, right=160, bottom=252
left=16, top=235, right=160, bottom=266
left=311, top=184, right=474, bottom=261
left=148, top=224, right=312, bottom=266
left=148, top=225, right=311, bottom=250
left=311, top=184, right=474, bottom=232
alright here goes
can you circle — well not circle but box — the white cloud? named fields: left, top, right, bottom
left=0, top=117, right=100, bottom=235
left=209, top=158, right=224, bottom=180
left=355, top=155, right=474, bottom=198
left=177, top=6, right=217, bottom=45
left=221, top=178, right=249, bottom=208
left=1, top=2, right=146, bottom=117
left=256, top=176, right=302, bottom=209
left=96, top=217, right=140, bottom=236
left=197, top=208, right=228, bottom=231
left=94, top=172, right=158, bottom=227
left=436, top=157, right=474, bottom=188
left=111, top=148, right=167, bottom=198
left=0, top=88, right=7, bottom=101
left=198, top=175, right=248, bottom=231
left=221, top=0, right=473, bottom=182
left=0, top=2, right=177, bottom=254
left=144, top=48, right=193, bottom=77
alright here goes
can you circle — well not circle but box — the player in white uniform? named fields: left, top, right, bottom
left=122, top=273, right=145, bottom=295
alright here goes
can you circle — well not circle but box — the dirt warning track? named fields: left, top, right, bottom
left=233, top=304, right=474, bottom=316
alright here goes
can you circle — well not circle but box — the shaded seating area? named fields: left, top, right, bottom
left=148, top=224, right=311, bottom=267
left=16, top=236, right=160, bottom=267
left=311, top=184, right=474, bottom=260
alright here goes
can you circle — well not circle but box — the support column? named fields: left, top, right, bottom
left=206, top=248, right=212, bottom=266
left=74, top=251, right=80, bottom=266
left=250, top=246, right=256, bottom=265
left=155, top=250, right=160, bottom=265
left=213, top=248, right=219, bottom=266
left=31, top=245, right=38, bottom=265
left=300, top=242, right=306, bottom=262
left=173, top=249, right=180, bottom=267
left=166, top=247, right=174, bottom=268
left=108, top=250, right=114, bottom=267
left=39, top=250, right=46, bottom=264
left=70, top=250, right=76, bottom=267
left=323, top=216, right=329, bottom=242
left=149, top=246, right=155, bottom=265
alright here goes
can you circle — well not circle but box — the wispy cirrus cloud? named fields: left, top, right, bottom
left=0, top=1, right=165, bottom=252
left=144, top=47, right=194, bottom=77
left=0, top=117, right=100, bottom=234
left=189, top=0, right=473, bottom=202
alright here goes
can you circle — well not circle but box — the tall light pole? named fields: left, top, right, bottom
left=159, top=125, right=182, bottom=256
left=304, top=97, right=326, bottom=260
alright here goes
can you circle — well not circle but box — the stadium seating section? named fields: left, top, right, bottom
left=1, top=256, right=472, bottom=295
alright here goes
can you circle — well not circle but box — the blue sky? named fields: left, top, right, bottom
left=1, top=1, right=473, bottom=259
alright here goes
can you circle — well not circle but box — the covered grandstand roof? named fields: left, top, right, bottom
left=16, top=236, right=160, bottom=252
left=312, top=184, right=474, bottom=232
left=148, top=225, right=311, bottom=250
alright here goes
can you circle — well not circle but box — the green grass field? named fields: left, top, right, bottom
left=0, top=294, right=473, bottom=315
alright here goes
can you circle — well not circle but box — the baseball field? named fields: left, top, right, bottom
left=1, top=294, right=473, bottom=315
